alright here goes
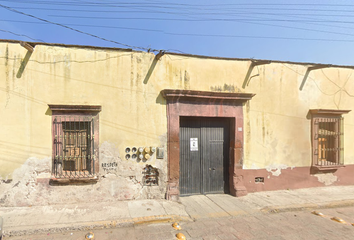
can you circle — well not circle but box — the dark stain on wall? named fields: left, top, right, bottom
left=184, top=70, right=190, bottom=90
left=210, top=84, right=241, bottom=93
left=5, top=45, right=10, bottom=107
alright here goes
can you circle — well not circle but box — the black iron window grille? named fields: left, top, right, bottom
left=49, top=105, right=101, bottom=180
left=53, top=116, right=95, bottom=179
left=313, top=117, right=343, bottom=166
left=310, top=109, right=350, bottom=169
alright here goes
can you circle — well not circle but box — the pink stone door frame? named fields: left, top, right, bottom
left=161, top=90, right=255, bottom=200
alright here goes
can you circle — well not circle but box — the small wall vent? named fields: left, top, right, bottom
left=255, top=177, right=264, bottom=183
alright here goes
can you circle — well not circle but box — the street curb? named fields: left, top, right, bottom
left=2, top=215, right=193, bottom=237
left=261, top=199, right=354, bottom=214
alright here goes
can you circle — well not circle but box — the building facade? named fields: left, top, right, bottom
left=1, top=40, right=354, bottom=206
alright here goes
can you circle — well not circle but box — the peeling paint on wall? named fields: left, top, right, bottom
left=0, top=157, right=51, bottom=207
left=315, top=173, right=338, bottom=186
left=0, top=141, right=167, bottom=207
left=63, top=54, right=71, bottom=81
left=242, top=163, right=260, bottom=170
left=250, top=163, right=260, bottom=169
left=266, top=164, right=289, bottom=176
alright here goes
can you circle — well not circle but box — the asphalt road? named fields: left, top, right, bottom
left=4, top=206, right=354, bottom=240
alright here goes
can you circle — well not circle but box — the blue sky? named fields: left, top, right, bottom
left=1, top=0, right=354, bottom=65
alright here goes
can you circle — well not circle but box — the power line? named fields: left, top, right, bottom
left=3, top=18, right=354, bottom=41
left=4, top=1, right=354, bottom=32
left=5, top=2, right=354, bottom=36
left=7, top=3, right=354, bottom=27
left=0, top=3, right=157, bottom=52
left=45, top=14, right=354, bottom=34
left=8, top=6, right=354, bottom=17
left=2, top=0, right=354, bottom=7
left=0, top=19, right=163, bottom=32
left=2, top=0, right=354, bottom=59
left=163, top=32, right=354, bottom=42
left=2, top=0, right=354, bottom=13
left=0, top=28, right=44, bottom=42
left=0, top=52, right=134, bottom=64
left=47, top=15, right=354, bottom=25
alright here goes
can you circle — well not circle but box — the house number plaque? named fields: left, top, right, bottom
left=190, top=138, right=198, bottom=151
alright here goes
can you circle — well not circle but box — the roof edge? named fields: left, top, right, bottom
left=0, top=39, right=133, bottom=52
left=1, top=39, right=354, bottom=69
left=164, top=52, right=354, bottom=69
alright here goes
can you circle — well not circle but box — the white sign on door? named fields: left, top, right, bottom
left=190, top=138, right=198, bottom=151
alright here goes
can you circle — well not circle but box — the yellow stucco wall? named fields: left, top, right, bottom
left=1, top=41, right=354, bottom=178
left=161, top=54, right=354, bottom=169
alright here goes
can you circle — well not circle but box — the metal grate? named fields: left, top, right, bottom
left=53, top=116, right=95, bottom=178
left=142, top=165, right=159, bottom=186
left=314, top=117, right=343, bottom=166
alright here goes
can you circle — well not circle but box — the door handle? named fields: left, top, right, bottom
left=209, top=167, right=216, bottom=171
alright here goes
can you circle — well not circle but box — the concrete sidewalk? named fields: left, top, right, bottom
left=1, top=185, right=354, bottom=237
left=181, top=185, right=354, bottom=220
left=0, top=199, right=190, bottom=237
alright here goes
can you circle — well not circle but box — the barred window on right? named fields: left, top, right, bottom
left=310, top=109, right=350, bottom=170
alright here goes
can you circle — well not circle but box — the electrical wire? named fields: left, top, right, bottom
left=8, top=6, right=354, bottom=18
left=0, top=28, right=44, bottom=42
left=0, top=52, right=134, bottom=64
left=2, top=0, right=354, bottom=15
left=1, top=0, right=354, bottom=8
left=282, top=63, right=354, bottom=110
left=11, top=1, right=351, bottom=34
left=41, top=6, right=354, bottom=38
left=2, top=1, right=354, bottom=37
left=163, top=32, right=354, bottom=42
left=46, top=15, right=354, bottom=25
left=3, top=18, right=354, bottom=40
left=4, top=0, right=354, bottom=33
left=0, top=19, right=163, bottom=32
left=2, top=1, right=354, bottom=58
left=0, top=3, right=158, bottom=52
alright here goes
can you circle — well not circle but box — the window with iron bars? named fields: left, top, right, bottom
left=310, top=109, right=350, bottom=169
left=49, top=105, right=101, bottom=180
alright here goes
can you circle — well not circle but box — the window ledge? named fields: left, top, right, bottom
left=313, top=165, right=345, bottom=171
left=50, top=176, right=98, bottom=183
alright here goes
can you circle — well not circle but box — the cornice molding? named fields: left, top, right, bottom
left=310, top=109, right=351, bottom=115
left=161, top=89, right=255, bottom=103
left=48, top=105, right=102, bottom=112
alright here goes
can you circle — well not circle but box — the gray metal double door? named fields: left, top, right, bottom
left=179, top=117, right=230, bottom=195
